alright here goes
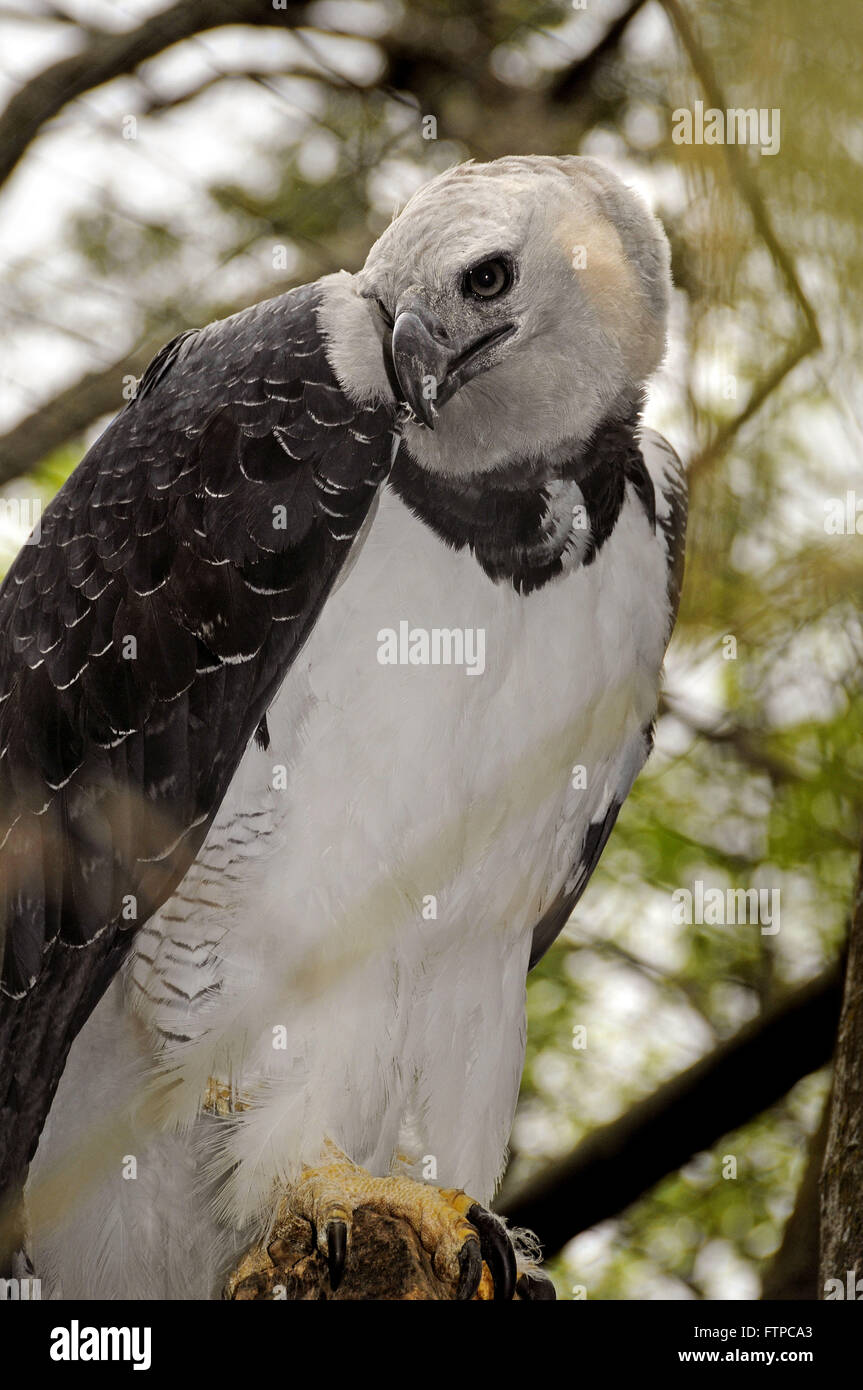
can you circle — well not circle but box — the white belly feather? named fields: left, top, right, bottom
left=132, top=480, right=665, bottom=1204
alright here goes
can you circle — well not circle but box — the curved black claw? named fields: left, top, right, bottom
left=516, top=1269, right=557, bottom=1301
left=467, top=1203, right=517, bottom=1302
left=456, top=1235, right=483, bottom=1300
left=326, top=1219, right=348, bottom=1292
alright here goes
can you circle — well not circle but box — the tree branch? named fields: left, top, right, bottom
left=0, top=330, right=169, bottom=482
left=549, top=0, right=650, bottom=104
left=0, top=0, right=308, bottom=193
left=498, top=963, right=841, bottom=1258
left=136, top=64, right=351, bottom=118
left=659, top=694, right=803, bottom=786
left=660, top=0, right=822, bottom=485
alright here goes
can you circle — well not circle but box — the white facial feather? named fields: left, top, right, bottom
left=320, top=155, right=672, bottom=475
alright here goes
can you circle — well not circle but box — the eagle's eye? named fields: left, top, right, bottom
left=462, top=257, right=513, bottom=301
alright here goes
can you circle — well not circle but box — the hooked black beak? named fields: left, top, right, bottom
left=388, top=301, right=515, bottom=430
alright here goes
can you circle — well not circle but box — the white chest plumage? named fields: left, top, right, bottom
left=121, top=474, right=667, bottom=1215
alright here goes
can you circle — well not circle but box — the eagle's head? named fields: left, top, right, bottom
left=324, top=155, right=672, bottom=474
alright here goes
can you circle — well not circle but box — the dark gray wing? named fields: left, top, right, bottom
left=0, top=283, right=394, bottom=1205
left=529, top=429, right=687, bottom=969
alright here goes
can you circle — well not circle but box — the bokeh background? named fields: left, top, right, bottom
left=1, top=0, right=861, bottom=1300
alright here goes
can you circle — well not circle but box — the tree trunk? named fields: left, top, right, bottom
left=819, top=836, right=863, bottom=1296
left=762, top=1097, right=829, bottom=1299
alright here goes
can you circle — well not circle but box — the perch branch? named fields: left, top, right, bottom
left=499, top=963, right=841, bottom=1258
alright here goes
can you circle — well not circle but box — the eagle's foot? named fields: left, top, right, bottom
left=291, top=1157, right=518, bottom=1300
left=224, top=1153, right=519, bottom=1300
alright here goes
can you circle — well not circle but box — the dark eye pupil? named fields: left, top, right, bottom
left=465, top=258, right=511, bottom=299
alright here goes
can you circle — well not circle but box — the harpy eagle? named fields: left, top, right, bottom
left=0, top=155, right=686, bottom=1300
